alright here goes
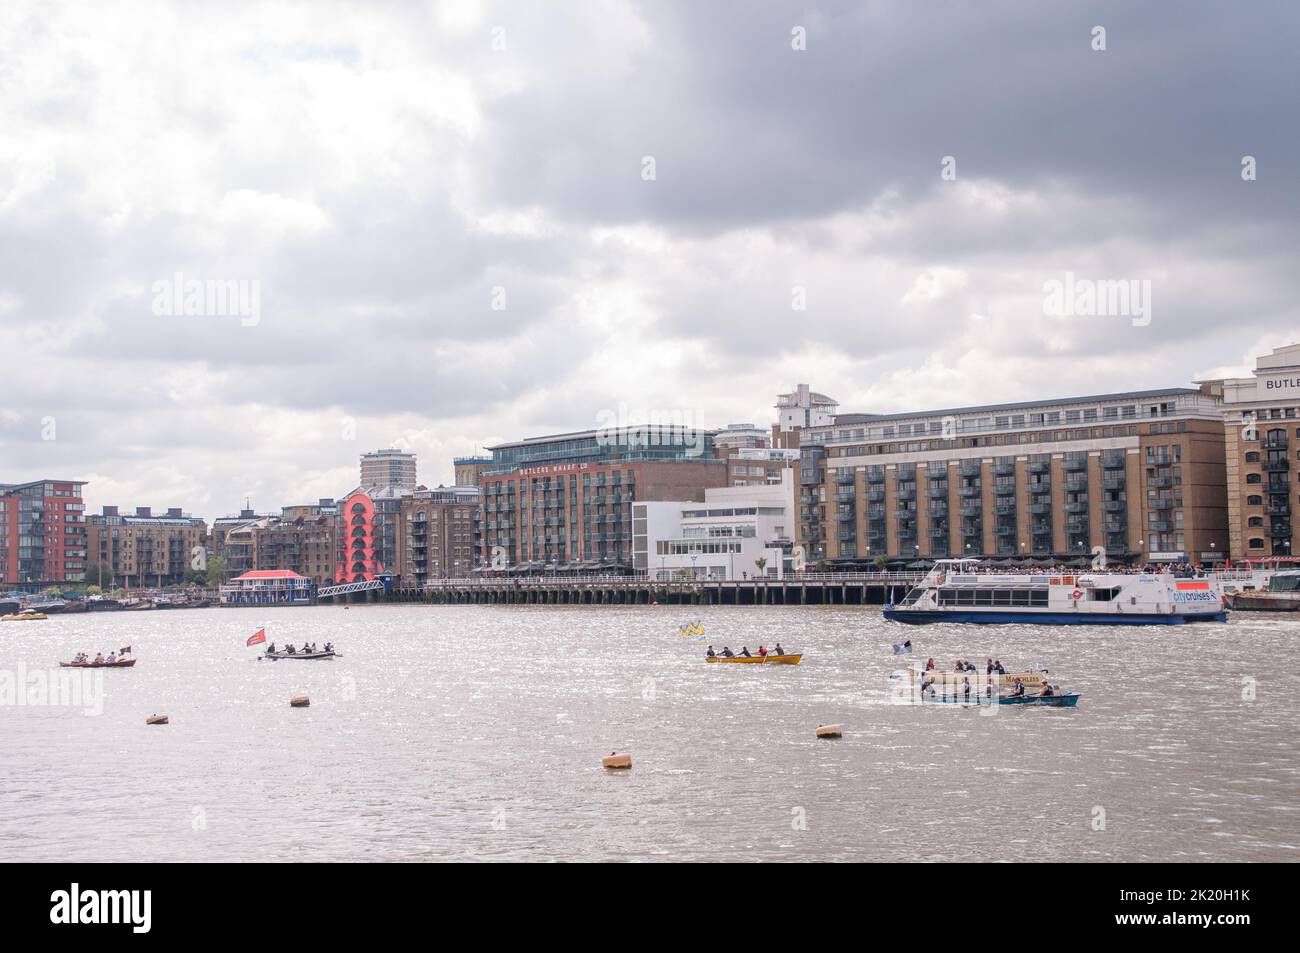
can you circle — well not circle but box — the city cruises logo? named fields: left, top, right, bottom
left=151, top=272, right=261, bottom=327
left=0, top=664, right=103, bottom=716
left=1042, top=271, right=1151, bottom=327
left=594, top=404, right=706, bottom=457
left=49, top=884, right=151, bottom=933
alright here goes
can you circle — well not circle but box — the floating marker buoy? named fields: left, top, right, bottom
left=146, top=714, right=168, bottom=725
left=602, top=751, right=632, bottom=769
left=290, top=695, right=310, bottom=708
left=815, top=724, right=842, bottom=739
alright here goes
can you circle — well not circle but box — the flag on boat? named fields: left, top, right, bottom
left=119, top=646, right=132, bottom=655
left=246, top=628, right=266, bottom=647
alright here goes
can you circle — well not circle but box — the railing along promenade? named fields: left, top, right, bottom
left=366, top=571, right=926, bottom=606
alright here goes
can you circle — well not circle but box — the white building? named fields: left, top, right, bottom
left=634, top=472, right=797, bottom=580
left=712, top=422, right=770, bottom=451
left=775, top=384, right=839, bottom=435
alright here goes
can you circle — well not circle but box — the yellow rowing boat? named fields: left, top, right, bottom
left=706, top=653, right=801, bottom=665
left=2, top=612, right=48, bottom=621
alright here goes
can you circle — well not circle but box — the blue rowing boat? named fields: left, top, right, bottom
left=998, top=691, right=1080, bottom=707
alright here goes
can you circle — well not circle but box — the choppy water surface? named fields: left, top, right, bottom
left=1, top=605, right=1296, bottom=862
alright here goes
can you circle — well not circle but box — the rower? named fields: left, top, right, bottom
left=706, top=645, right=716, bottom=658
left=106, top=652, right=116, bottom=664
left=721, top=646, right=735, bottom=658
left=740, top=646, right=752, bottom=658
left=1040, top=682, right=1056, bottom=698
left=268, top=643, right=276, bottom=655
left=1010, top=678, right=1025, bottom=697
left=758, top=645, right=768, bottom=657
left=774, top=642, right=784, bottom=656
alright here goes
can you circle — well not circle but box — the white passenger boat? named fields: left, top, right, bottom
left=883, top=559, right=1227, bottom=625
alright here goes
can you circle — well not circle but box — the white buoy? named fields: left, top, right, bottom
left=602, top=751, right=632, bottom=769
left=815, top=724, right=843, bottom=739
left=290, top=695, right=310, bottom=708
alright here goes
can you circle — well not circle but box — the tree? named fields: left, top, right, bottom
left=88, top=560, right=115, bottom=588
left=873, top=554, right=888, bottom=570
left=85, top=584, right=103, bottom=596
left=754, top=557, right=768, bottom=576
left=204, top=552, right=230, bottom=587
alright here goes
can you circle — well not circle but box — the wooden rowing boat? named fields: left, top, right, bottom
left=262, top=651, right=338, bottom=660
left=998, top=691, right=1080, bottom=707
left=59, top=659, right=137, bottom=668
left=3, top=612, right=48, bottom=621
left=706, top=653, right=801, bottom=665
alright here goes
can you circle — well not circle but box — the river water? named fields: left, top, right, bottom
left=1, top=605, right=1296, bottom=862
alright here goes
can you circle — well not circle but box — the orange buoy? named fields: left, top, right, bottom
left=290, top=695, right=310, bottom=708
left=815, top=724, right=842, bottom=739
left=602, top=751, right=632, bottom=769
left=146, top=714, right=168, bottom=725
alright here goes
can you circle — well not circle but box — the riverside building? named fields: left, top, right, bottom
left=86, top=506, right=207, bottom=587
left=804, top=386, right=1228, bottom=567
left=0, top=479, right=87, bottom=587
left=1209, top=343, right=1300, bottom=561
left=479, top=426, right=727, bottom=573
left=397, top=485, right=480, bottom=585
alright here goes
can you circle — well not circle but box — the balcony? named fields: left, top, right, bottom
left=1028, top=503, right=1052, bottom=515
left=960, top=502, right=982, bottom=516
left=836, top=528, right=855, bottom=541
left=895, top=488, right=916, bottom=501
left=867, top=489, right=886, bottom=503
left=834, top=471, right=856, bottom=485
left=1149, top=499, right=1175, bottom=510
left=1100, top=454, right=1126, bottom=470
left=995, top=525, right=1016, bottom=537
left=1027, top=462, right=1050, bottom=475
left=1149, top=520, right=1173, bottom=532
left=1270, top=523, right=1293, bottom=538
left=1266, top=503, right=1292, bottom=516
left=962, top=524, right=982, bottom=538
left=1264, top=459, right=1291, bottom=472
left=834, top=490, right=856, bottom=502
left=927, top=485, right=949, bottom=499
left=893, top=509, right=916, bottom=521
left=1101, top=475, right=1126, bottom=490
left=834, top=511, right=855, bottom=522
left=927, top=527, right=949, bottom=539
left=927, top=505, right=949, bottom=518
left=994, top=503, right=1016, bottom=516
left=957, top=485, right=981, bottom=498
left=993, top=482, right=1016, bottom=496
left=1147, top=476, right=1172, bottom=489
left=1102, top=500, right=1127, bottom=512
left=993, top=462, right=1016, bottom=476
left=1063, top=457, right=1088, bottom=473
left=1064, top=501, right=1089, bottom=514
left=1104, top=519, right=1127, bottom=533
left=960, top=462, right=983, bottom=477
left=1265, top=435, right=1289, bottom=449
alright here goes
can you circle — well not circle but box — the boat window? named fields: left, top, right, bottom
left=1088, top=587, right=1120, bottom=601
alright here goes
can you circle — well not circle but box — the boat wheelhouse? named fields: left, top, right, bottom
left=883, top=559, right=1226, bottom=625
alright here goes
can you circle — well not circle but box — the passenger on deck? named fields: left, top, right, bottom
left=268, top=643, right=276, bottom=654
left=106, top=652, right=116, bottom=664
left=94, top=653, right=105, bottom=664
left=994, top=659, right=1006, bottom=675
left=706, top=645, right=716, bottom=658
left=1039, top=682, right=1056, bottom=698
left=757, top=645, right=767, bottom=657
left=963, top=677, right=971, bottom=702
left=986, top=658, right=994, bottom=674
left=1010, top=678, right=1025, bottom=697
left=721, top=646, right=735, bottom=658
left=740, top=646, right=752, bottom=658
left=925, top=657, right=936, bottom=671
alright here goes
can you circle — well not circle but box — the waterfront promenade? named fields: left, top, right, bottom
left=364, top=571, right=925, bottom=607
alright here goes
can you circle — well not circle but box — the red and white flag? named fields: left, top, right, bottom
left=246, top=628, right=266, bottom=647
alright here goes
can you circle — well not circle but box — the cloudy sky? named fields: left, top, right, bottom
left=2, top=0, right=1298, bottom=519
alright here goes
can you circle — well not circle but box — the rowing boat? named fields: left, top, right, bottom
left=706, top=653, right=801, bottom=665
left=3, top=612, right=48, bottom=621
left=998, top=691, right=1080, bottom=707
left=262, top=651, right=338, bottom=660
left=59, top=659, right=137, bottom=668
